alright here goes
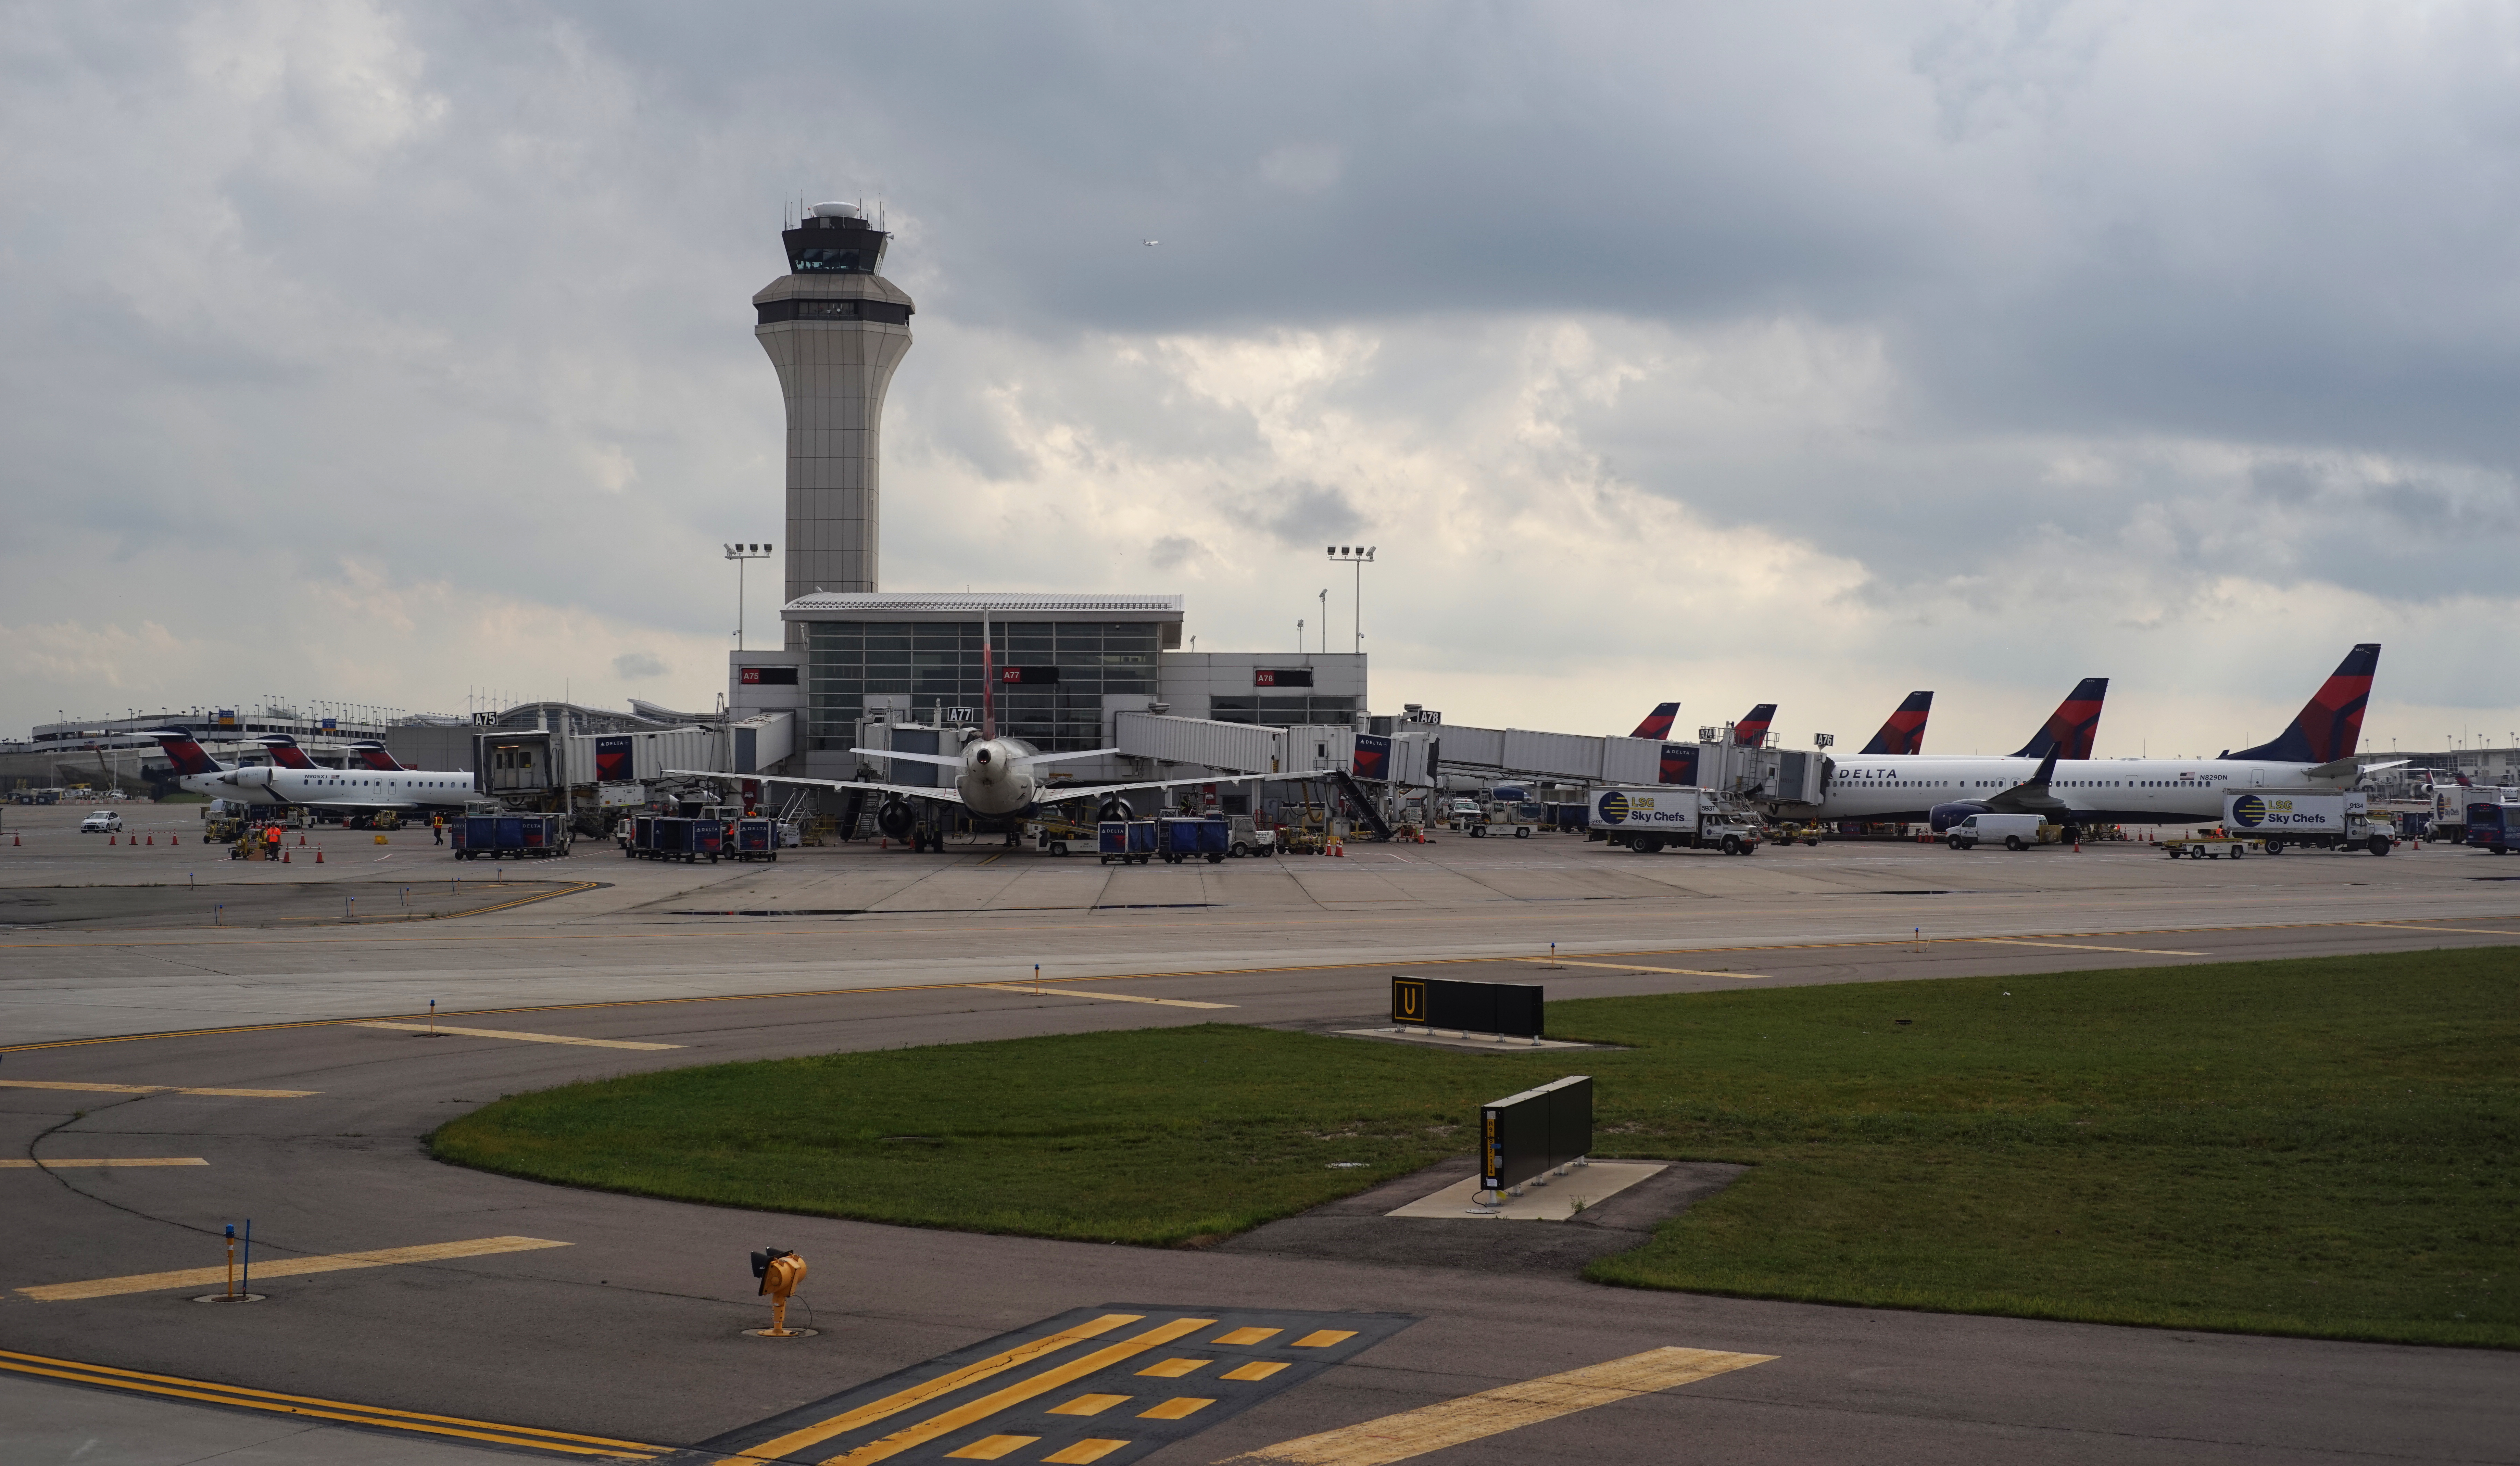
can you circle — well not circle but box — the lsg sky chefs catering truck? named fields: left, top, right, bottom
left=1588, top=787, right=1765, bottom=856
left=2225, top=788, right=2395, bottom=856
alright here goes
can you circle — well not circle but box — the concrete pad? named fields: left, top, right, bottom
left=1387, top=1162, right=1668, bottom=1220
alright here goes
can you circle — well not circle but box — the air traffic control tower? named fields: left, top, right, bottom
left=755, top=202, right=915, bottom=639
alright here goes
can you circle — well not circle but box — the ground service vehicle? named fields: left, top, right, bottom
left=2223, top=789, right=2392, bottom=856
left=2467, top=801, right=2519, bottom=855
left=1473, top=799, right=1540, bottom=838
left=1947, top=813, right=2057, bottom=851
left=1588, top=787, right=1763, bottom=855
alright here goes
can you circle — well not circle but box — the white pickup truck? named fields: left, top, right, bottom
left=1588, top=786, right=1764, bottom=856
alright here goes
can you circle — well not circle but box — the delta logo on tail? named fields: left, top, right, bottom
left=147, top=728, right=223, bottom=778
left=2014, top=678, right=2109, bottom=760
left=1731, top=704, right=1776, bottom=746
left=1629, top=702, right=1680, bottom=740
left=2223, top=643, right=2380, bottom=764
left=1858, top=691, right=1933, bottom=755
left=256, top=735, right=322, bottom=771
left=349, top=741, right=410, bottom=772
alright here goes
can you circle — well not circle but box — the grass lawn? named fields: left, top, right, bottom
left=432, top=948, right=2516, bottom=1347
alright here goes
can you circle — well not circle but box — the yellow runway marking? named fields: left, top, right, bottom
left=828, top=1316, right=1216, bottom=1465
left=17, top=1235, right=569, bottom=1302
left=2355, top=922, right=2520, bottom=936
left=0, top=1157, right=205, bottom=1169
left=1227, top=1345, right=1775, bottom=1465
left=970, top=984, right=1235, bottom=1010
left=708, top=1313, right=1146, bottom=1465
left=351, top=1021, right=683, bottom=1050
left=0, top=1347, right=661, bottom=1458
left=1973, top=939, right=2207, bottom=956
left=1529, top=959, right=1766, bottom=980
left=0, top=1079, right=315, bottom=1098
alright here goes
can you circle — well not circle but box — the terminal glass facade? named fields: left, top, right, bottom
left=806, top=621, right=1158, bottom=753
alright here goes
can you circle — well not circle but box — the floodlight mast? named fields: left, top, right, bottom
left=1325, top=546, right=1376, bottom=655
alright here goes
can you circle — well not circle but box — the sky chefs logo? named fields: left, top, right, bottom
left=1597, top=791, right=1631, bottom=825
left=2230, top=794, right=2268, bottom=827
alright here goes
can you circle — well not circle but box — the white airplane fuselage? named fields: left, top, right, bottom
left=1821, top=755, right=2346, bottom=826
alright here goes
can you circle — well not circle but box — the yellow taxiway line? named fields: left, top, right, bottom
left=1527, top=959, right=1767, bottom=980
left=0, top=1157, right=205, bottom=1169
left=16, top=1235, right=569, bottom=1302
left=969, top=984, right=1236, bottom=1010
left=350, top=1021, right=683, bottom=1050
left=1225, top=1346, right=1775, bottom=1465
left=0, top=1079, right=314, bottom=1097
left=1972, top=939, right=2208, bottom=957
left=0, top=1347, right=661, bottom=1458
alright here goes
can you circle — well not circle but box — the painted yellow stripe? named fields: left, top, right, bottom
left=0, top=1158, right=206, bottom=1169
left=0, top=1348, right=660, bottom=1457
left=1226, top=1346, right=1774, bottom=1465
left=826, top=1317, right=1218, bottom=1465
left=1527, top=959, right=1766, bottom=980
left=0, top=1079, right=315, bottom=1097
left=17, top=1235, right=569, bottom=1302
left=1973, top=939, right=2207, bottom=957
left=710, top=1314, right=1146, bottom=1465
left=2354, top=922, right=2520, bottom=936
left=352, top=1021, right=683, bottom=1050
left=970, top=984, right=1235, bottom=1010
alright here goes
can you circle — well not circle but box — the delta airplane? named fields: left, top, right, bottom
left=1817, top=646, right=2384, bottom=835
left=149, top=730, right=475, bottom=820
left=668, top=634, right=1242, bottom=851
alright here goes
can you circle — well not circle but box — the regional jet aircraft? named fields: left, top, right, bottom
left=1817, top=645, right=2389, bottom=836
left=149, top=730, right=475, bottom=821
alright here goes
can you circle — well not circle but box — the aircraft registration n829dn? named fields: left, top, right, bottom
left=147, top=729, right=475, bottom=819
left=1818, top=645, right=2389, bottom=836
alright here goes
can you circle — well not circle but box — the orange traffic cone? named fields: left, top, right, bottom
left=282, top=849, right=291, bottom=864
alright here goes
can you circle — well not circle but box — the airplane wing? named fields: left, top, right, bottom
left=1978, top=750, right=2071, bottom=817
left=660, top=769, right=968, bottom=806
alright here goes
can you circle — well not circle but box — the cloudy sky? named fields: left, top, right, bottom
left=4, top=1, right=2517, bottom=757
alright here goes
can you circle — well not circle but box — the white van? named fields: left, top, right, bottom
left=1948, top=813, right=2053, bottom=851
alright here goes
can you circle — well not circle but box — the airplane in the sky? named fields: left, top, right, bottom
left=149, top=730, right=475, bottom=822
left=1817, top=646, right=2389, bottom=837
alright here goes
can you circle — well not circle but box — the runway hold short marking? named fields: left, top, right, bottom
left=0, top=1347, right=662, bottom=1459
left=1222, top=1345, right=1775, bottom=1465
left=1971, top=939, right=2208, bottom=957
left=969, top=984, right=1236, bottom=1010
left=17, top=1235, right=569, bottom=1302
left=352, top=1021, right=684, bottom=1050
left=0, top=1079, right=315, bottom=1098
left=696, top=1305, right=1413, bottom=1465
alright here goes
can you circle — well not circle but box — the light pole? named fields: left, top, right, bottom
left=1325, top=546, right=1375, bottom=655
left=725, top=543, right=773, bottom=652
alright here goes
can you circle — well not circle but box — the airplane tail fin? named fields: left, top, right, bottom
left=2013, top=678, right=2109, bottom=760
left=1629, top=702, right=1680, bottom=740
left=347, top=741, right=408, bottom=772
left=143, top=728, right=223, bottom=778
left=1731, top=704, right=1777, bottom=747
left=255, top=734, right=320, bottom=771
left=1857, top=692, right=1932, bottom=755
left=2225, top=644, right=2380, bottom=763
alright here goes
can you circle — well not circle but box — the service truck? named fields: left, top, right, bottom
left=1588, top=786, right=1763, bottom=855
left=2223, top=788, right=2394, bottom=856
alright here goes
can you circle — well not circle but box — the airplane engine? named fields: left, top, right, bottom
left=876, top=798, right=916, bottom=840
left=1928, top=801, right=1990, bottom=833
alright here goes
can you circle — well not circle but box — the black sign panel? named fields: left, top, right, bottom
left=740, top=666, right=800, bottom=686
left=1481, top=1075, right=1593, bottom=1191
left=1389, top=975, right=1542, bottom=1038
left=1253, top=668, right=1313, bottom=687
left=594, top=735, right=633, bottom=783
left=999, top=665, right=1061, bottom=684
